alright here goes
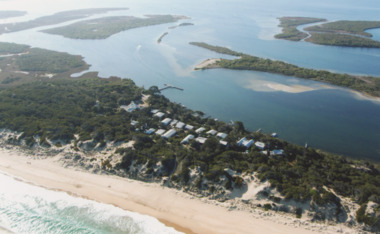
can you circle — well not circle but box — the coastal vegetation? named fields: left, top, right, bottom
left=0, top=8, right=127, bottom=34
left=0, top=11, right=27, bottom=19
left=16, top=48, right=87, bottom=73
left=0, top=42, right=88, bottom=88
left=275, top=17, right=380, bottom=48
left=0, top=42, right=29, bottom=54
left=275, top=17, right=326, bottom=41
left=190, top=42, right=380, bottom=97
left=305, top=20, right=380, bottom=37
left=43, top=15, right=187, bottom=39
left=306, top=32, right=380, bottom=48
left=0, top=75, right=379, bottom=229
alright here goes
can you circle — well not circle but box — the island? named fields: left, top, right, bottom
left=0, top=41, right=379, bottom=233
left=274, top=17, right=326, bottom=41
left=0, top=8, right=128, bottom=34
left=275, top=17, right=380, bottom=48
left=0, top=10, right=27, bottom=19
left=190, top=42, right=380, bottom=98
left=157, top=32, right=169, bottom=43
left=168, top=22, right=194, bottom=29
left=43, top=15, right=188, bottom=39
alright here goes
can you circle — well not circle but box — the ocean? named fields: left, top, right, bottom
left=0, top=172, right=181, bottom=234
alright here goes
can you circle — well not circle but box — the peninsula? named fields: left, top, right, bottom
left=190, top=42, right=380, bottom=98
left=43, top=15, right=188, bottom=39
left=275, top=17, right=380, bottom=48
left=0, top=10, right=27, bottom=19
left=0, top=8, right=128, bottom=35
left=0, top=41, right=379, bottom=233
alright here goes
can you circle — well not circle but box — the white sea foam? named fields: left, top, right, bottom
left=0, top=171, right=182, bottom=234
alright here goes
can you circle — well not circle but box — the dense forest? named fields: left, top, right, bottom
left=190, top=42, right=380, bottom=98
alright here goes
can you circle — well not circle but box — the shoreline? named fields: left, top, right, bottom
left=194, top=58, right=220, bottom=70
left=0, top=146, right=327, bottom=234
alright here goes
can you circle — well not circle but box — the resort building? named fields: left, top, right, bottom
left=195, top=137, right=208, bottom=144
left=176, top=122, right=185, bottom=129
left=217, top=132, right=228, bottom=139
left=195, top=127, right=206, bottom=134
left=185, top=124, right=194, bottom=130
left=162, top=129, right=177, bottom=139
left=151, top=109, right=159, bottom=114
left=255, top=141, right=266, bottom=150
left=154, top=112, right=165, bottom=118
left=120, top=101, right=140, bottom=112
left=145, top=128, right=156, bottom=135
left=161, top=118, right=172, bottom=126
left=181, top=134, right=195, bottom=144
left=271, top=149, right=284, bottom=155
left=170, top=119, right=178, bottom=126
left=207, top=129, right=217, bottom=135
left=155, top=129, right=166, bottom=135
left=237, top=137, right=254, bottom=148
left=219, top=140, right=229, bottom=146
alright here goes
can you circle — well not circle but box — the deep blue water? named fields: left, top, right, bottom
left=0, top=0, right=380, bottom=161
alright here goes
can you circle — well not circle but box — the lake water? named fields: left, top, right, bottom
left=0, top=0, right=379, bottom=162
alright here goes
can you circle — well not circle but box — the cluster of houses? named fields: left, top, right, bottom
left=125, top=102, right=284, bottom=156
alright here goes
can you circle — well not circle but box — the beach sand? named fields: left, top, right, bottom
left=194, top=58, right=221, bottom=70
left=0, top=147, right=350, bottom=234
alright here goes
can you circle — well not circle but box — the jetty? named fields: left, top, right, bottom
left=159, top=84, right=184, bottom=91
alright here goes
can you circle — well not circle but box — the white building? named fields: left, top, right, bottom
left=219, top=140, right=228, bottom=146
left=161, top=118, right=172, bottom=126
left=271, top=149, right=284, bottom=155
left=155, top=129, right=166, bottom=135
left=145, top=128, right=156, bottom=135
left=131, top=120, right=138, bottom=126
left=237, top=137, right=254, bottom=148
left=195, top=137, right=207, bottom=144
left=207, top=129, right=217, bottom=135
left=162, top=129, right=177, bottom=139
left=151, top=109, right=159, bottom=114
left=242, top=139, right=254, bottom=148
left=255, top=141, right=266, bottom=150
left=237, top=137, right=247, bottom=145
left=185, top=124, right=194, bottom=130
left=170, top=119, right=178, bottom=126
left=176, top=122, right=185, bottom=129
left=181, top=134, right=194, bottom=144
left=154, top=112, right=165, bottom=118
left=217, top=132, right=228, bottom=139
left=195, top=127, right=206, bottom=134
left=120, top=101, right=140, bottom=112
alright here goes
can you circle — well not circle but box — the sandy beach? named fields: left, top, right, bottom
left=0, top=147, right=324, bottom=234
left=0, top=145, right=362, bottom=234
left=194, top=58, right=221, bottom=70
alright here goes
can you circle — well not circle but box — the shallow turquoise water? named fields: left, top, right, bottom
left=0, top=172, right=181, bottom=234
